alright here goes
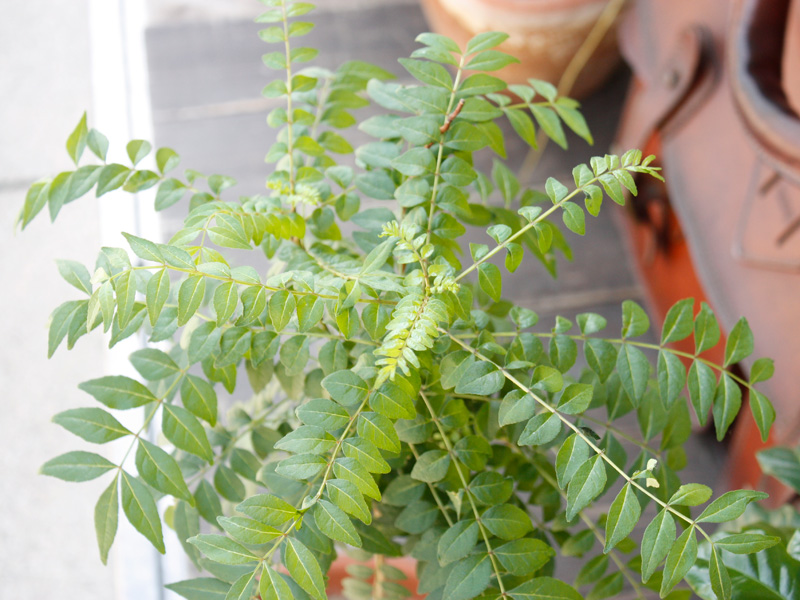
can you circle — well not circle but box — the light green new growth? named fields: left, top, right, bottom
left=26, top=2, right=782, bottom=600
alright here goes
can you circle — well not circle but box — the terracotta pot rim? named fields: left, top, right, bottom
left=452, top=0, right=610, bottom=12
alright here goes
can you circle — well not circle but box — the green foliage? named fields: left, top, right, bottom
left=26, top=2, right=779, bottom=599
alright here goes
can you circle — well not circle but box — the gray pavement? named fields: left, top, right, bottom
left=0, top=1, right=115, bottom=598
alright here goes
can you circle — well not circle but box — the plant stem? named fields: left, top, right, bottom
left=419, top=391, right=508, bottom=598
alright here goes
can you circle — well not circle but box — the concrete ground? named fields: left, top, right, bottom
left=1, top=0, right=724, bottom=598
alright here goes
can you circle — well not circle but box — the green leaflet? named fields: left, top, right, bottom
left=660, top=525, right=698, bottom=596
left=218, top=516, right=281, bottom=545
left=135, top=439, right=192, bottom=502
left=178, top=275, right=206, bottom=326
left=696, top=490, right=768, bottom=523
left=438, top=520, right=480, bottom=566
left=95, top=475, right=119, bottom=564
left=640, top=508, right=676, bottom=583
left=327, top=478, right=371, bottom=524
left=556, top=434, right=591, bottom=488
left=495, top=538, right=554, bottom=575
left=482, top=503, right=533, bottom=540
left=40, top=450, right=116, bottom=482
left=712, top=373, right=742, bottom=441
left=724, top=317, right=754, bottom=367
left=120, top=470, right=165, bottom=553
left=604, top=483, right=640, bottom=552
left=260, top=566, right=293, bottom=600
left=508, top=576, right=582, bottom=600
left=322, top=370, right=368, bottom=407
left=165, top=578, right=230, bottom=600
left=669, top=483, right=713, bottom=507
left=616, top=344, right=650, bottom=403
left=661, top=298, right=695, bottom=344
left=411, top=449, right=451, bottom=483
left=314, top=499, right=361, bottom=547
left=188, top=534, right=258, bottom=565
left=52, top=407, right=132, bottom=443
left=565, top=454, right=607, bottom=521
left=357, top=412, right=400, bottom=453
left=442, top=554, right=492, bottom=600
left=163, top=404, right=214, bottom=462
left=284, top=537, right=326, bottom=599
left=236, top=494, right=298, bottom=527
left=78, top=375, right=157, bottom=410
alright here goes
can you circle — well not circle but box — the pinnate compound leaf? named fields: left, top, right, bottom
left=697, top=490, right=768, bottom=523
left=660, top=525, right=698, bottom=597
left=284, top=537, right=326, bottom=599
left=41, top=450, right=116, bottom=482
left=604, top=483, right=640, bottom=553
left=120, top=470, right=165, bottom=553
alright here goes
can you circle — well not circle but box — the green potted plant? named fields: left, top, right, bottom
left=21, top=1, right=786, bottom=599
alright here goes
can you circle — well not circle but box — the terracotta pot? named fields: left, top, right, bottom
left=326, top=556, right=422, bottom=599
left=419, top=0, right=623, bottom=99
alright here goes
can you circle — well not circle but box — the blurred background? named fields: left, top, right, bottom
left=2, top=0, right=797, bottom=597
